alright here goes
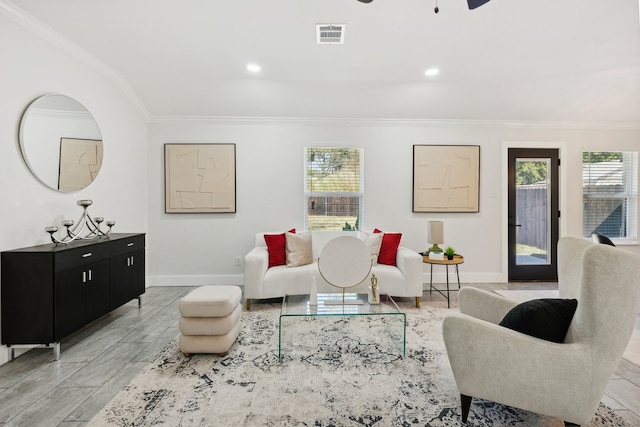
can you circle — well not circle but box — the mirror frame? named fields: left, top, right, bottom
left=19, top=94, right=103, bottom=192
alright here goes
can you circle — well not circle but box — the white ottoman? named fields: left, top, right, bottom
left=178, top=285, right=242, bottom=357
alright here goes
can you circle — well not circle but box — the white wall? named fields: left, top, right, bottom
left=0, top=13, right=148, bottom=365
left=147, top=120, right=640, bottom=287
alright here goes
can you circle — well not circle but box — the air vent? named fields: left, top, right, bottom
left=316, top=24, right=345, bottom=44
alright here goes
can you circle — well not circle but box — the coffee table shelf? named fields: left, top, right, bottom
left=278, top=293, right=406, bottom=360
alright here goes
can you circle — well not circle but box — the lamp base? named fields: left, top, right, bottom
left=428, top=244, right=443, bottom=254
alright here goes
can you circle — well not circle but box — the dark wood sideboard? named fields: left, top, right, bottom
left=1, top=233, right=145, bottom=360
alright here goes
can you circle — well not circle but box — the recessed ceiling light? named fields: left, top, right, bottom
left=424, top=68, right=440, bottom=77
left=246, top=63, right=261, bottom=73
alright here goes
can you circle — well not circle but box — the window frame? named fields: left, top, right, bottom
left=303, top=147, right=364, bottom=231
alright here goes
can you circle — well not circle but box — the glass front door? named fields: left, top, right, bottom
left=508, top=149, right=559, bottom=281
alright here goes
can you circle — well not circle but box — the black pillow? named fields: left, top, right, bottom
left=499, top=298, right=578, bottom=343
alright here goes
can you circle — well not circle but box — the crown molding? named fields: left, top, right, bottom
left=0, top=0, right=150, bottom=121
left=149, top=115, right=640, bottom=130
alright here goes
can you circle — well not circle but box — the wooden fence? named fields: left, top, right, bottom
left=516, top=185, right=548, bottom=250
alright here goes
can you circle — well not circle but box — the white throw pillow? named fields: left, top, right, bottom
left=285, top=232, right=313, bottom=267
left=359, top=231, right=383, bottom=265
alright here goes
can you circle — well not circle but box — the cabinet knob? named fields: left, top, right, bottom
left=82, top=252, right=92, bottom=258
left=127, top=243, right=134, bottom=247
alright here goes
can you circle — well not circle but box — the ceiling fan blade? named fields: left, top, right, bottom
left=467, top=0, right=491, bottom=9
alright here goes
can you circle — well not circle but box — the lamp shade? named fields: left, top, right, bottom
left=428, top=221, right=444, bottom=244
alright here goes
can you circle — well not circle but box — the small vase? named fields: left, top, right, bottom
left=447, top=254, right=454, bottom=260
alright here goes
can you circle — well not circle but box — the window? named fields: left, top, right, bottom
left=583, top=151, right=638, bottom=242
left=304, top=147, right=363, bottom=231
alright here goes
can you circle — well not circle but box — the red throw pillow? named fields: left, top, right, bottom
left=373, top=228, right=402, bottom=266
left=264, top=229, right=295, bottom=268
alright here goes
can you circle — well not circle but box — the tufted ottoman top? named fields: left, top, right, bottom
left=179, top=285, right=242, bottom=318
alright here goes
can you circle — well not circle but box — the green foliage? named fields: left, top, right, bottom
left=516, top=161, right=547, bottom=185
left=307, top=148, right=360, bottom=192
left=582, top=152, right=622, bottom=163
left=445, top=246, right=456, bottom=256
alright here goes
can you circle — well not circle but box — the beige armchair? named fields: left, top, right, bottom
left=442, top=237, right=640, bottom=425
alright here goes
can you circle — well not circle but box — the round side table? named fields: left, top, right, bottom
left=422, top=254, right=464, bottom=308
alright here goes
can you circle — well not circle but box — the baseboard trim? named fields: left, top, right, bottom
left=147, top=275, right=245, bottom=287
left=146, top=273, right=504, bottom=288
left=421, top=272, right=504, bottom=286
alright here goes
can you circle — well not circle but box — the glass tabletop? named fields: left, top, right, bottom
left=281, top=292, right=403, bottom=316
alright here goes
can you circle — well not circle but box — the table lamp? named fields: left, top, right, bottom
left=427, top=220, right=444, bottom=254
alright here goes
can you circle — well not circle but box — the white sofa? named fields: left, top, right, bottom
left=244, top=231, right=423, bottom=309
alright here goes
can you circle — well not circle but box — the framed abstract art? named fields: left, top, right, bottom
left=413, top=145, right=480, bottom=213
left=164, top=143, right=236, bottom=213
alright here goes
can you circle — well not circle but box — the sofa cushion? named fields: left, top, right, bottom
left=359, top=231, right=383, bottom=265
left=499, top=298, right=578, bottom=343
left=374, top=228, right=402, bottom=266
left=286, top=231, right=313, bottom=267
left=264, top=228, right=295, bottom=267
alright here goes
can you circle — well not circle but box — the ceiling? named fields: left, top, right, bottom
left=5, top=0, right=640, bottom=123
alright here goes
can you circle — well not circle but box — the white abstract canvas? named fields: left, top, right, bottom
left=413, top=145, right=480, bottom=212
left=165, top=143, right=236, bottom=213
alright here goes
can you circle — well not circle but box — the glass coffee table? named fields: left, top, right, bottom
left=278, top=292, right=406, bottom=361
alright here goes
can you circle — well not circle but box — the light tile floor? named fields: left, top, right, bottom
left=0, top=284, right=638, bottom=426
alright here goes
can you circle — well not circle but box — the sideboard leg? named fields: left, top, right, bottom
left=415, top=297, right=421, bottom=308
left=137, top=296, right=142, bottom=308
left=52, top=342, right=60, bottom=361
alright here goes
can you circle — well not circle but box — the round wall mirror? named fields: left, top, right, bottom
left=19, top=94, right=103, bottom=192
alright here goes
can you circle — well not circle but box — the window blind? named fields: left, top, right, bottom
left=583, top=151, right=638, bottom=240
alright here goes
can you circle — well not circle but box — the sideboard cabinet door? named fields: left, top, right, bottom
left=85, top=259, right=111, bottom=323
left=109, top=234, right=145, bottom=310
left=1, top=253, right=54, bottom=344
left=54, top=265, right=87, bottom=340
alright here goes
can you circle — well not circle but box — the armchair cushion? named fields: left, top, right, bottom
left=499, top=298, right=578, bottom=343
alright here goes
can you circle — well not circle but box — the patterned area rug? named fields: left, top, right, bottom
left=90, top=301, right=629, bottom=426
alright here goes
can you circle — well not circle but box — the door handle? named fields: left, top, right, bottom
left=508, top=224, right=522, bottom=227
